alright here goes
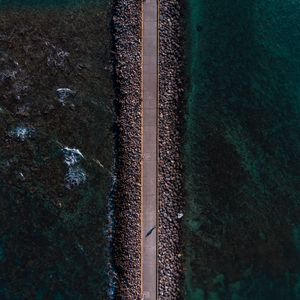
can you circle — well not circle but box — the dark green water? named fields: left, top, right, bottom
left=0, top=0, right=101, bottom=8
left=0, top=1, right=114, bottom=299
left=185, top=0, right=300, bottom=299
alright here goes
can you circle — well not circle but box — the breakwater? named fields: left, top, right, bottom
left=111, top=0, right=142, bottom=298
left=158, top=0, right=185, bottom=298
left=112, top=0, right=186, bottom=297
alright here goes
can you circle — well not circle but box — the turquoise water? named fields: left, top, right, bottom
left=0, top=1, right=114, bottom=299
left=185, top=0, right=300, bottom=299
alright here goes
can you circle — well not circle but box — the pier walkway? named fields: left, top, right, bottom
left=141, top=0, right=158, bottom=299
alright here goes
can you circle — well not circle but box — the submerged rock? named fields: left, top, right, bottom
left=177, top=213, right=183, bottom=219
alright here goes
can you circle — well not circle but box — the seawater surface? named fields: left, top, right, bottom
left=0, top=1, right=114, bottom=299
left=185, top=0, right=300, bottom=299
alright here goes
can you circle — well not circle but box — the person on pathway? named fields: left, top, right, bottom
left=145, top=226, right=156, bottom=238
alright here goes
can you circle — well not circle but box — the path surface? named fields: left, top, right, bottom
left=141, top=0, right=158, bottom=299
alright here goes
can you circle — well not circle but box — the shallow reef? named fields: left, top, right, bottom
left=0, top=2, right=114, bottom=299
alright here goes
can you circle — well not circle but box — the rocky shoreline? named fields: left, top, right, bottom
left=158, top=0, right=185, bottom=298
left=111, top=0, right=142, bottom=298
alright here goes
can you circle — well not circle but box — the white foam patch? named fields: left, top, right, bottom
left=63, top=147, right=84, bottom=166
left=0, top=70, right=18, bottom=81
left=46, top=42, right=69, bottom=68
left=9, top=126, right=36, bottom=141
left=62, top=147, right=86, bottom=189
left=65, top=166, right=87, bottom=189
left=56, top=88, right=75, bottom=105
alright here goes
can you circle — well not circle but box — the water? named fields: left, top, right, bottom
left=185, top=0, right=300, bottom=299
left=0, top=0, right=103, bottom=8
left=0, top=1, right=114, bottom=299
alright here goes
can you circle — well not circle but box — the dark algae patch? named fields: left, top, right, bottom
left=185, top=0, right=300, bottom=299
left=0, top=1, right=114, bottom=299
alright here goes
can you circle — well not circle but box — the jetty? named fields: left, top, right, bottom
left=141, top=0, right=159, bottom=299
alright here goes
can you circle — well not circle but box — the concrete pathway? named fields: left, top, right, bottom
left=141, top=0, right=158, bottom=299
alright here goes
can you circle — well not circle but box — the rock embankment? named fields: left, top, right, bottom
left=158, top=0, right=185, bottom=298
left=112, top=0, right=142, bottom=298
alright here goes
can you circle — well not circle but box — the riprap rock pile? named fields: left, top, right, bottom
left=112, top=0, right=142, bottom=298
left=158, top=0, right=185, bottom=298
